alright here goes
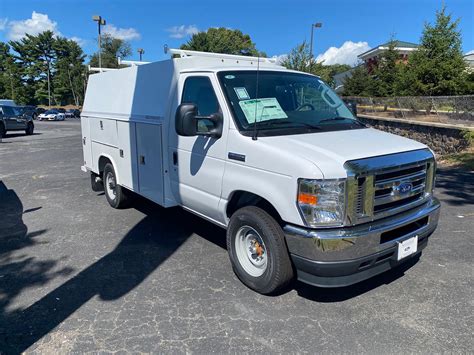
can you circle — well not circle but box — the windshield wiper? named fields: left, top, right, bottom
left=318, top=116, right=349, bottom=123
left=256, top=119, right=322, bottom=130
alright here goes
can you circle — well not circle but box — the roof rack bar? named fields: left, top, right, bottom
left=88, top=65, right=118, bottom=73
left=164, top=46, right=277, bottom=64
left=117, top=58, right=151, bottom=66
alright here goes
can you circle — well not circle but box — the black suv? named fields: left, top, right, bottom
left=0, top=105, right=34, bottom=137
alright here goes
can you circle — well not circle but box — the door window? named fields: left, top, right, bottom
left=182, top=77, right=220, bottom=133
left=2, top=106, right=14, bottom=116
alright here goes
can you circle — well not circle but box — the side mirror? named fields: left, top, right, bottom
left=175, top=103, right=223, bottom=139
left=175, top=103, right=198, bottom=136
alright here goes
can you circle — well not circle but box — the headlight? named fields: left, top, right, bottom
left=297, top=179, right=346, bottom=227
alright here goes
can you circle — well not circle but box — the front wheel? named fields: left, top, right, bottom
left=227, top=206, right=294, bottom=294
left=25, top=122, right=34, bottom=135
left=0, top=123, right=6, bottom=138
left=103, top=163, right=130, bottom=209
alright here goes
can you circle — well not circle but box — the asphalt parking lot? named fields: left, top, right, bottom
left=0, top=120, right=472, bottom=353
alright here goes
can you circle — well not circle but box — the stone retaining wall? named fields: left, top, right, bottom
left=357, top=115, right=472, bottom=155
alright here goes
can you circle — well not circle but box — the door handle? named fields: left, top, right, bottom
left=173, top=151, right=178, bottom=166
left=139, top=155, right=145, bottom=165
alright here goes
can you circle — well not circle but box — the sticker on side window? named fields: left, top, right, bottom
left=239, top=98, right=288, bottom=124
left=234, top=87, right=250, bottom=100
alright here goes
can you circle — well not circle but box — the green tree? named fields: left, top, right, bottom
left=6, top=31, right=87, bottom=106
left=398, top=6, right=467, bottom=96
left=181, top=27, right=266, bottom=56
left=89, top=34, right=132, bottom=69
left=281, top=41, right=351, bottom=86
left=342, top=65, right=375, bottom=96
left=371, top=38, right=404, bottom=96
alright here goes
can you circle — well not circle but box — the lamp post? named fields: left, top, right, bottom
left=67, top=63, right=78, bottom=106
left=92, top=15, right=106, bottom=70
left=137, top=48, right=145, bottom=61
left=309, top=22, right=323, bottom=61
left=44, top=60, right=51, bottom=108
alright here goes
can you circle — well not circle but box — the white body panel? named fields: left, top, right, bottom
left=81, top=53, right=428, bottom=228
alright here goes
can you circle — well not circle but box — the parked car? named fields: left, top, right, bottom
left=66, top=108, right=81, bottom=118
left=57, top=108, right=66, bottom=113
left=0, top=104, right=34, bottom=137
left=38, top=109, right=65, bottom=121
left=35, top=107, right=46, bottom=115
left=81, top=48, right=440, bottom=295
left=18, top=106, right=38, bottom=120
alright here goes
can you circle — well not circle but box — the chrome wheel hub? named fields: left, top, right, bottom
left=105, top=172, right=117, bottom=200
left=235, top=226, right=267, bottom=277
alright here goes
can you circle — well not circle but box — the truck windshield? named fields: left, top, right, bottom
left=218, top=71, right=364, bottom=136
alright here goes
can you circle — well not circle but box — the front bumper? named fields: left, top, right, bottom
left=284, top=197, right=440, bottom=287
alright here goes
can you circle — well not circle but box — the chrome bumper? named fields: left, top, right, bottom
left=284, top=197, right=440, bottom=262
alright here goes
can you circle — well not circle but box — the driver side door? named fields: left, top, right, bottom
left=168, top=73, right=228, bottom=223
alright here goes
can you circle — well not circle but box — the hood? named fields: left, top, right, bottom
left=260, top=128, right=427, bottom=178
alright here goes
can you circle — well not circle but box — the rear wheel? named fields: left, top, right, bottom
left=227, top=206, right=294, bottom=294
left=25, top=122, right=34, bottom=135
left=0, top=123, right=5, bottom=138
left=103, top=163, right=130, bottom=209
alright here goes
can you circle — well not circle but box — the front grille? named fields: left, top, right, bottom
left=344, top=149, right=435, bottom=226
left=373, top=164, right=427, bottom=214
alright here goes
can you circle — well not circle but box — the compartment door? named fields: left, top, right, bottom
left=81, top=117, right=93, bottom=169
left=136, top=123, right=164, bottom=205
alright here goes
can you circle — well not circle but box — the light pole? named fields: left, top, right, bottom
left=44, top=60, right=51, bottom=108
left=309, top=22, right=323, bottom=61
left=92, top=15, right=106, bottom=70
left=137, top=48, right=145, bottom=61
left=67, top=63, right=78, bottom=106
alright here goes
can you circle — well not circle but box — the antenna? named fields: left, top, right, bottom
left=252, top=55, right=260, bottom=141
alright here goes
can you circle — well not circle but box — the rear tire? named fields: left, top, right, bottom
left=0, top=123, right=5, bottom=138
left=227, top=206, right=294, bottom=295
left=25, top=122, right=34, bottom=135
left=103, top=163, right=130, bottom=209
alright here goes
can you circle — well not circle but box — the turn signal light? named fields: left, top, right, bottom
left=298, top=193, right=318, bottom=205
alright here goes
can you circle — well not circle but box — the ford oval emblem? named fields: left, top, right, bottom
left=397, top=182, right=413, bottom=194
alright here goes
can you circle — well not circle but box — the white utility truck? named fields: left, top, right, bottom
left=81, top=48, right=440, bottom=294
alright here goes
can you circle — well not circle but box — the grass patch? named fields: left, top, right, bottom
left=439, top=148, right=474, bottom=171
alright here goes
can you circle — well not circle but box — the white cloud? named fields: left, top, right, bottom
left=7, top=11, right=61, bottom=40
left=70, top=36, right=87, bottom=47
left=166, top=25, right=199, bottom=39
left=103, top=24, right=141, bottom=41
left=0, top=18, right=7, bottom=31
left=316, top=41, right=370, bottom=66
left=271, top=54, right=288, bottom=64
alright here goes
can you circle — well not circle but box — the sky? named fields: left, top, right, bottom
left=0, top=0, right=473, bottom=66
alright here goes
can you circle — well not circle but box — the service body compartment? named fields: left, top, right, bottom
left=116, top=120, right=138, bottom=190
left=81, top=117, right=93, bottom=169
left=90, top=118, right=118, bottom=147
left=136, top=122, right=164, bottom=204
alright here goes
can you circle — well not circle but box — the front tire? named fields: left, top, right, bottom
left=227, top=206, right=294, bottom=294
left=0, top=123, right=6, bottom=138
left=25, top=122, right=34, bottom=135
left=103, top=163, right=130, bottom=209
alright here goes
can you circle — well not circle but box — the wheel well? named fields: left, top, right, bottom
left=226, top=191, right=283, bottom=224
left=98, top=156, right=112, bottom=175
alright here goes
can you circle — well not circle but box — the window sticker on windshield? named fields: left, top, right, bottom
left=239, top=98, right=288, bottom=123
left=234, top=87, right=250, bottom=100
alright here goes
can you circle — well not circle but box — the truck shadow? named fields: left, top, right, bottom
left=0, top=195, right=224, bottom=353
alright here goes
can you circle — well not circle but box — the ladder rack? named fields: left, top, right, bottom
left=164, top=46, right=278, bottom=64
